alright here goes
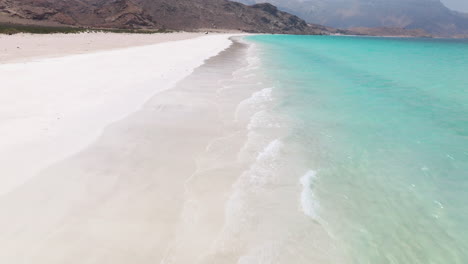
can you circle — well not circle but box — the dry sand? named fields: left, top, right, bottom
left=0, top=33, right=235, bottom=195
left=0, top=32, right=205, bottom=64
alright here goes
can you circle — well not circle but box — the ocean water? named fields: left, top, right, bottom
left=241, top=35, right=468, bottom=263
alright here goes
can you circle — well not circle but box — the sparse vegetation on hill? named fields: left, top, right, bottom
left=0, top=23, right=172, bottom=35
left=0, top=0, right=335, bottom=34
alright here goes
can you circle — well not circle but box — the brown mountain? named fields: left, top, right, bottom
left=236, top=0, right=468, bottom=37
left=0, top=0, right=334, bottom=34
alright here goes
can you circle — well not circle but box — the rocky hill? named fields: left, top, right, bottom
left=349, top=27, right=433, bottom=38
left=0, top=0, right=335, bottom=34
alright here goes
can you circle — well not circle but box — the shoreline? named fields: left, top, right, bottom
left=1, top=33, right=345, bottom=263
left=0, top=34, right=268, bottom=263
left=1, top=33, right=338, bottom=263
left=0, top=33, right=238, bottom=196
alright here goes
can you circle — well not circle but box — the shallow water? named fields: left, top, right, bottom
left=245, top=35, right=468, bottom=263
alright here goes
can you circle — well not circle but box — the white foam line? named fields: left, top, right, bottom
left=300, top=170, right=320, bottom=219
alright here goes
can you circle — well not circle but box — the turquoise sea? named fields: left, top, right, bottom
left=246, top=35, right=468, bottom=263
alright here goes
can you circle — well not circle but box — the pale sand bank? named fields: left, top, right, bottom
left=0, top=32, right=205, bottom=64
left=0, top=33, right=236, bottom=195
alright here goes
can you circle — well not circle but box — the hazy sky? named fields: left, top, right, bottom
left=442, top=0, right=468, bottom=12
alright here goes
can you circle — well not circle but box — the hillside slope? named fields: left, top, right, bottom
left=0, top=0, right=334, bottom=34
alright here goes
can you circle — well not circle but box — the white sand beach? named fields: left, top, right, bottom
left=0, top=33, right=233, bottom=196
left=0, top=33, right=247, bottom=263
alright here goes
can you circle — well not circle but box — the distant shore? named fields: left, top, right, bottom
left=0, top=32, right=216, bottom=64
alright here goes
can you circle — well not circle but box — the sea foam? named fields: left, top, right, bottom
left=235, top=87, right=273, bottom=121
left=300, top=170, right=319, bottom=219
left=249, top=139, right=284, bottom=186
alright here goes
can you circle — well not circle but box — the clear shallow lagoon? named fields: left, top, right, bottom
left=247, top=35, right=468, bottom=263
